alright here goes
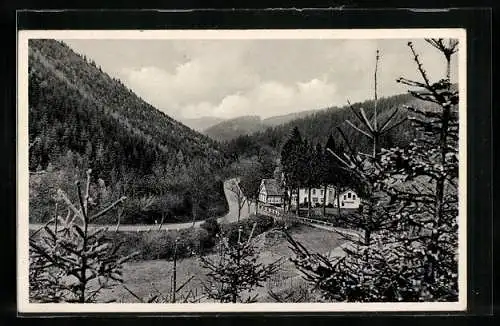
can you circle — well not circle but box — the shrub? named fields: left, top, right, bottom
left=221, top=214, right=275, bottom=245
left=200, top=217, right=221, bottom=248
left=200, top=217, right=221, bottom=238
left=110, top=215, right=276, bottom=262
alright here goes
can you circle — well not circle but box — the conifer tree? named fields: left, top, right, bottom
left=285, top=49, right=411, bottom=302
left=281, top=127, right=304, bottom=215
left=324, top=135, right=349, bottom=218
left=301, top=140, right=316, bottom=218
left=29, top=169, right=136, bottom=303
left=379, top=39, right=460, bottom=301
left=200, top=225, right=280, bottom=303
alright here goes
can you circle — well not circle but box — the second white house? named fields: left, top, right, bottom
left=289, top=187, right=361, bottom=209
left=258, top=177, right=361, bottom=209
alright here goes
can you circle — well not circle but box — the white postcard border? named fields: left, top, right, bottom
left=17, top=28, right=467, bottom=313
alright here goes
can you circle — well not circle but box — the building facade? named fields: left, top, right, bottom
left=259, top=176, right=361, bottom=209
left=258, top=178, right=284, bottom=205
left=288, top=186, right=361, bottom=209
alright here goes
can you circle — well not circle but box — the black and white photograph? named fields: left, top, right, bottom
left=17, top=28, right=467, bottom=313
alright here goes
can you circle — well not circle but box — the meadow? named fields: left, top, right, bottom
left=96, top=224, right=345, bottom=303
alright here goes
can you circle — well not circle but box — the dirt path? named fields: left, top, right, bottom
left=29, top=178, right=251, bottom=232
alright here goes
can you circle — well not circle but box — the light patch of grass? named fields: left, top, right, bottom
left=97, top=225, right=344, bottom=303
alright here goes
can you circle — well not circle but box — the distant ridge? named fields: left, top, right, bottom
left=204, top=110, right=319, bottom=142
left=182, top=116, right=226, bottom=132
left=222, top=91, right=436, bottom=161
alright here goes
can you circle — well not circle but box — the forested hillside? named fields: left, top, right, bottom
left=224, top=93, right=430, bottom=161
left=28, top=39, right=229, bottom=224
left=204, top=115, right=262, bottom=141
left=204, top=110, right=318, bottom=142
left=182, top=116, right=226, bottom=132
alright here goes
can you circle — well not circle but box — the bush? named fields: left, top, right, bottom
left=110, top=228, right=214, bottom=261
left=221, top=214, right=275, bottom=245
left=200, top=217, right=221, bottom=237
left=109, top=214, right=276, bottom=262
left=200, top=217, right=221, bottom=248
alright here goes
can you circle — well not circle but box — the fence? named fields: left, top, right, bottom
left=258, top=204, right=362, bottom=239
left=260, top=204, right=284, bottom=218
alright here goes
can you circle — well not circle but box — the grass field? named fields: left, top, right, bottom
left=97, top=224, right=345, bottom=303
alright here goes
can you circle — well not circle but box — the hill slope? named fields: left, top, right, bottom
left=204, top=110, right=319, bottom=142
left=261, top=110, right=319, bottom=127
left=224, top=93, right=429, bottom=161
left=28, top=39, right=229, bottom=224
left=182, top=116, right=226, bottom=132
left=204, top=115, right=262, bottom=141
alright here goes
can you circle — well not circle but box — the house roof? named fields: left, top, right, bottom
left=339, top=189, right=359, bottom=197
left=261, top=179, right=282, bottom=196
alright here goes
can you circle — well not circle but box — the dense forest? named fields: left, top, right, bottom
left=223, top=93, right=433, bottom=162
left=28, top=39, right=229, bottom=224
left=204, top=115, right=263, bottom=142
left=203, top=110, right=319, bottom=142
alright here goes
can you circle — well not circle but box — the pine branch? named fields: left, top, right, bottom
left=89, top=196, right=127, bottom=222
left=345, top=119, right=374, bottom=139
left=381, top=117, right=408, bottom=134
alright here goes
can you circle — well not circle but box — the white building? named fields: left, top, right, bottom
left=258, top=179, right=284, bottom=206
left=288, top=186, right=361, bottom=209
left=334, top=189, right=361, bottom=209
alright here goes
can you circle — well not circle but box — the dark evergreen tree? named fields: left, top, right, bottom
left=200, top=225, right=280, bottom=303
left=285, top=49, right=413, bottom=302
left=379, top=39, right=460, bottom=301
left=280, top=127, right=304, bottom=215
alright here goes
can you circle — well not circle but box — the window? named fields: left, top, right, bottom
left=320, top=189, right=324, bottom=196
left=312, top=189, right=316, bottom=195
left=344, top=195, right=347, bottom=200
left=348, top=192, right=351, bottom=199
left=353, top=194, right=356, bottom=199
left=329, top=190, right=333, bottom=196
left=342, top=202, right=345, bottom=207
left=304, top=197, right=308, bottom=203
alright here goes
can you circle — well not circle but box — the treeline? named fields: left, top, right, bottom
left=28, top=39, right=229, bottom=224
left=279, top=127, right=353, bottom=218
left=223, top=93, right=424, bottom=163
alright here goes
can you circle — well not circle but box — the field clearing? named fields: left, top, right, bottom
left=97, top=224, right=345, bottom=303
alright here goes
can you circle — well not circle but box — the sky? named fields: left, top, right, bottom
left=62, top=38, right=459, bottom=121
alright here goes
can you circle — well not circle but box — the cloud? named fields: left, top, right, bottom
left=206, top=78, right=337, bottom=119
left=64, top=38, right=459, bottom=121
left=118, top=41, right=261, bottom=118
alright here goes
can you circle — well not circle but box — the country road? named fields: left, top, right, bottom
left=29, top=178, right=253, bottom=232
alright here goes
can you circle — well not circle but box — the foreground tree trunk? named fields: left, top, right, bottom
left=336, top=186, right=341, bottom=219
left=322, top=184, right=328, bottom=216
left=158, top=212, right=165, bottom=230
left=307, top=187, right=312, bottom=218
left=296, top=186, right=300, bottom=216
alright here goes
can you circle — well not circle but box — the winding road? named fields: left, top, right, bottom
left=29, top=178, right=253, bottom=232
